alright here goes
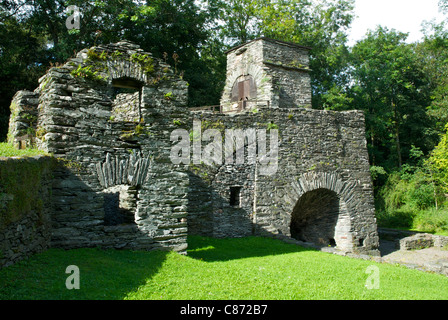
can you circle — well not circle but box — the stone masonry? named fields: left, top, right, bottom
left=187, top=108, right=379, bottom=255
left=220, top=37, right=312, bottom=112
left=0, top=156, right=53, bottom=268
left=5, top=38, right=380, bottom=259
left=7, top=40, right=190, bottom=253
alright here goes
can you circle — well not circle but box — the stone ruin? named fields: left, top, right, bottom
left=7, top=38, right=380, bottom=256
left=220, top=38, right=312, bottom=112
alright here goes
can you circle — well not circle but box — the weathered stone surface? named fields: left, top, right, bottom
left=7, top=91, right=40, bottom=149
left=434, top=235, right=448, bottom=249
left=0, top=156, right=53, bottom=268
left=400, top=233, right=435, bottom=250
left=6, top=40, right=190, bottom=255
left=3, top=38, right=380, bottom=266
left=220, top=38, right=312, bottom=112
left=187, top=108, right=379, bottom=256
left=399, top=233, right=448, bottom=251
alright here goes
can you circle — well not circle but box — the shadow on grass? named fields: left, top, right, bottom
left=0, top=236, right=316, bottom=300
left=0, top=247, right=169, bottom=300
left=186, top=235, right=316, bottom=262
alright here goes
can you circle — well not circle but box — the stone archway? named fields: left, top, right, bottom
left=281, top=172, right=365, bottom=252
left=290, top=188, right=352, bottom=251
left=96, top=152, right=151, bottom=227
left=229, top=75, right=257, bottom=111
left=230, top=75, right=257, bottom=101
left=221, top=63, right=271, bottom=112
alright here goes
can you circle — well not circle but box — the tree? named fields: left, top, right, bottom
left=348, top=27, right=435, bottom=170
left=417, top=18, right=448, bottom=134
left=0, top=3, right=48, bottom=139
left=0, top=0, right=224, bottom=140
left=216, top=0, right=356, bottom=109
left=427, top=124, right=448, bottom=194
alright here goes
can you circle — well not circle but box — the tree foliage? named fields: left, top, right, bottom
left=427, top=124, right=448, bottom=194
left=0, top=0, right=447, bottom=185
left=347, top=27, right=436, bottom=170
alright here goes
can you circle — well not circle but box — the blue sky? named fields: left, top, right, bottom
left=348, top=0, right=446, bottom=45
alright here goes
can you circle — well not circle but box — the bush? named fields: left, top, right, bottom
left=375, top=166, right=444, bottom=230
left=377, top=171, right=410, bottom=211
left=376, top=208, right=415, bottom=229
left=412, top=208, right=448, bottom=234
left=409, top=183, right=436, bottom=210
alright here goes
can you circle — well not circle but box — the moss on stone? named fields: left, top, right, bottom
left=70, top=65, right=106, bottom=82
left=130, top=53, right=155, bottom=75
left=87, top=49, right=108, bottom=61
left=0, top=156, right=53, bottom=230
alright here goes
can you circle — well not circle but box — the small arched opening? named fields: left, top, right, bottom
left=290, top=188, right=352, bottom=250
left=230, top=75, right=257, bottom=111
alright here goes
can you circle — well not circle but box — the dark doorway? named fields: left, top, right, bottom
left=103, top=185, right=137, bottom=226
left=290, top=188, right=343, bottom=247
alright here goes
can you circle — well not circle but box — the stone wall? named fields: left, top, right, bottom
left=7, top=91, right=40, bottom=149
left=187, top=107, right=379, bottom=255
left=7, top=41, right=190, bottom=254
left=400, top=233, right=448, bottom=250
left=0, top=156, right=53, bottom=268
left=262, top=39, right=312, bottom=108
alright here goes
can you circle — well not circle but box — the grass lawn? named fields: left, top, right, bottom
left=1, top=236, right=447, bottom=300
left=0, top=142, right=48, bottom=158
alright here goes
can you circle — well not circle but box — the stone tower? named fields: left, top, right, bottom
left=220, top=37, right=312, bottom=113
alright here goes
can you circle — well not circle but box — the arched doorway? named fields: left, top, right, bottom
left=230, top=75, right=257, bottom=111
left=290, top=188, right=352, bottom=250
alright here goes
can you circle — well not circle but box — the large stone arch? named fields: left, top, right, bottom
left=290, top=188, right=352, bottom=251
left=281, top=172, right=369, bottom=252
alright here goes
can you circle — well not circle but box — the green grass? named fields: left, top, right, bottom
left=0, top=142, right=48, bottom=158
left=1, top=236, right=448, bottom=300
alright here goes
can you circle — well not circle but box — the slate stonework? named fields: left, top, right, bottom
left=0, top=156, right=53, bottom=268
left=220, top=37, right=312, bottom=112
left=8, top=40, right=190, bottom=253
left=5, top=39, right=380, bottom=259
left=187, top=107, right=379, bottom=255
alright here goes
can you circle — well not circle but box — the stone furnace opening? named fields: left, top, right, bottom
left=230, top=75, right=257, bottom=111
left=290, top=188, right=352, bottom=250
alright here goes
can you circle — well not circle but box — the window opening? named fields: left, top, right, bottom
left=230, top=186, right=242, bottom=207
